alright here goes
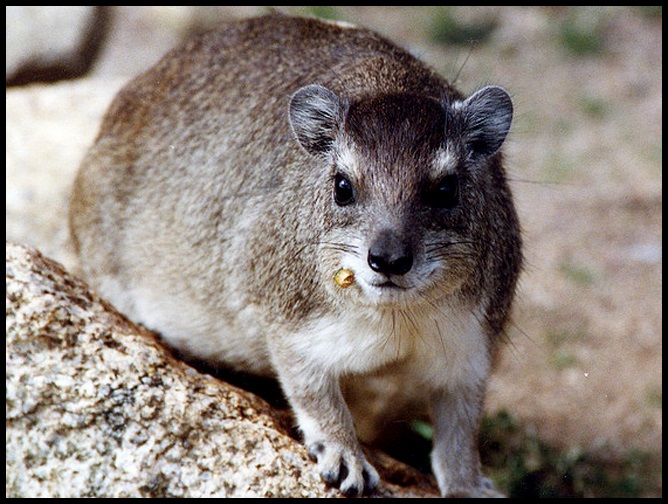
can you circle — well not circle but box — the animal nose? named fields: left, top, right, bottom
left=367, top=230, right=413, bottom=276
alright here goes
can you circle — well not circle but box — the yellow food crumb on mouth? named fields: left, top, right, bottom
left=334, top=268, right=354, bottom=288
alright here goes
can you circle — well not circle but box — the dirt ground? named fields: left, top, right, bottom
left=7, top=6, right=662, bottom=496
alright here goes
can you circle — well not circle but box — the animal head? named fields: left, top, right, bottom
left=289, top=84, right=513, bottom=309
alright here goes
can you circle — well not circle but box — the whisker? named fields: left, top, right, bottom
left=376, top=309, right=396, bottom=355
left=432, top=318, right=449, bottom=365
left=318, top=240, right=360, bottom=255
left=424, top=239, right=478, bottom=253
left=400, top=308, right=422, bottom=342
left=391, top=310, right=400, bottom=360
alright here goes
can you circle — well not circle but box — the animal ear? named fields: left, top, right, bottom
left=461, top=85, right=513, bottom=157
left=289, top=85, right=343, bottom=156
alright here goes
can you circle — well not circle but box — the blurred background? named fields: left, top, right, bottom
left=6, top=6, right=662, bottom=497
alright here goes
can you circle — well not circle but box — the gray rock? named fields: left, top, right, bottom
left=5, top=241, right=335, bottom=497
left=6, top=242, right=438, bottom=497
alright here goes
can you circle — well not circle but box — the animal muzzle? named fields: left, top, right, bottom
left=367, top=229, right=414, bottom=276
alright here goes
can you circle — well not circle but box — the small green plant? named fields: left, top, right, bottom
left=550, top=348, right=579, bottom=369
left=643, top=386, right=662, bottom=409
left=560, top=261, right=600, bottom=286
left=546, top=327, right=588, bottom=348
left=304, top=6, right=340, bottom=21
left=428, top=7, right=497, bottom=46
left=578, top=94, right=611, bottom=120
left=480, top=410, right=661, bottom=497
left=557, top=9, right=607, bottom=56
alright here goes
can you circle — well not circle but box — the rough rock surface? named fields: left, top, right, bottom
left=6, top=242, right=438, bottom=498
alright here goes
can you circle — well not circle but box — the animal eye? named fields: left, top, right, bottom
left=334, top=172, right=355, bottom=206
left=426, top=174, right=459, bottom=209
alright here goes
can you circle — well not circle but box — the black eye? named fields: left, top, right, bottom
left=426, top=174, right=459, bottom=209
left=334, top=172, right=355, bottom=206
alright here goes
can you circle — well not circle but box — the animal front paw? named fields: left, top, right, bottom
left=307, top=441, right=380, bottom=497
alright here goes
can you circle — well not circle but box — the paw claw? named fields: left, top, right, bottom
left=307, top=442, right=324, bottom=462
left=307, top=441, right=378, bottom=497
left=342, top=484, right=361, bottom=498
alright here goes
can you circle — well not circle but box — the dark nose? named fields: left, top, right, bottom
left=367, top=230, right=413, bottom=276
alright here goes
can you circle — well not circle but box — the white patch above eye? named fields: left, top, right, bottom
left=451, top=99, right=465, bottom=111
left=431, top=146, right=459, bottom=178
left=333, top=141, right=361, bottom=178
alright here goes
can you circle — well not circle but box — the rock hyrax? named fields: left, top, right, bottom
left=70, top=13, right=522, bottom=497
